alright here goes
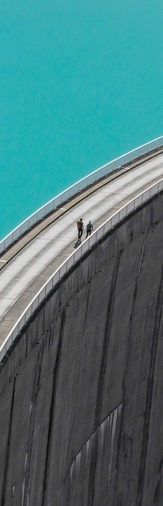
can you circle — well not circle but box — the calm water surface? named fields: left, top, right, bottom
left=0, top=0, right=163, bottom=239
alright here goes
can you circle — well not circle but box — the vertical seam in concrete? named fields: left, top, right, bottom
left=96, top=251, right=122, bottom=426
left=87, top=251, right=122, bottom=506
left=66, top=285, right=91, bottom=494
left=136, top=267, right=163, bottom=506
left=122, top=234, right=146, bottom=394
left=68, top=284, right=91, bottom=442
left=1, top=376, right=16, bottom=506
left=22, top=341, right=45, bottom=506
left=113, top=233, right=147, bottom=505
left=153, top=458, right=163, bottom=503
left=42, top=309, right=66, bottom=506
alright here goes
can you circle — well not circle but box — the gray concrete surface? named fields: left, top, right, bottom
left=0, top=191, right=162, bottom=506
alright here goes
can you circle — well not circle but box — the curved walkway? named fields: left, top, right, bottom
left=0, top=152, right=163, bottom=347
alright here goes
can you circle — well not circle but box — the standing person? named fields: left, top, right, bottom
left=86, top=220, right=93, bottom=238
left=77, top=218, right=84, bottom=241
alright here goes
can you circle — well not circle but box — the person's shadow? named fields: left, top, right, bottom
left=74, top=238, right=81, bottom=248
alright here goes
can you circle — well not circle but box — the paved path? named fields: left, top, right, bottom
left=0, top=153, right=163, bottom=346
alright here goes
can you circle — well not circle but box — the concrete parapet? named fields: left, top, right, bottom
left=0, top=191, right=163, bottom=505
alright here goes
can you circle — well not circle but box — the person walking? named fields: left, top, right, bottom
left=86, top=220, right=93, bottom=238
left=77, top=218, right=84, bottom=241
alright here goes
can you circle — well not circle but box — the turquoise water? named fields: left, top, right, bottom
left=0, top=0, right=163, bottom=239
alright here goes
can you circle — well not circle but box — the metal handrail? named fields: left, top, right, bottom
left=0, top=178, right=162, bottom=365
left=0, top=136, right=163, bottom=255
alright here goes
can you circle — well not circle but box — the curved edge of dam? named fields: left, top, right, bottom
left=0, top=190, right=163, bottom=506
left=0, top=136, right=162, bottom=256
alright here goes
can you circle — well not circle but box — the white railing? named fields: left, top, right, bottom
left=0, top=178, right=162, bottom=365
left=0, top=136, right=162, bottom=255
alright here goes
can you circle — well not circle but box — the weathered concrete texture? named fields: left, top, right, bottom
left=0, top=192, right=163, bottom=506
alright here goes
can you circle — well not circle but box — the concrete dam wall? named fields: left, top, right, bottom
left=0, top=191, right=163, bottom=506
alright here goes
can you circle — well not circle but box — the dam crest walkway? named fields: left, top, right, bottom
left=0, top=147, right=163, bottom=351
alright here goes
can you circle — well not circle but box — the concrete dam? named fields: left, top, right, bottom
left=0, top=140, right=163, bottom=505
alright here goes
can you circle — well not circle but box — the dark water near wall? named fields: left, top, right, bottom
left=0, top=0, right=163, bottom=239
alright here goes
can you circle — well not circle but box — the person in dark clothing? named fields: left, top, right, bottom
left=86, top=220, right=93, bottom=238
left=77, top=218, right=84, bottom=241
